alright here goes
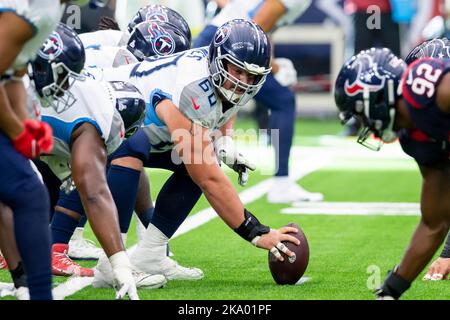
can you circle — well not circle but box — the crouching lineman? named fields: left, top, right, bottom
left=82, top=19, right=301, bottom=283
left=334, top=47, right=450, bottom=299
left=401, top=38, right=450, bottom=282
left=47, top=19, right=191, bottom=277
left=28, top=23, right=156, bottom=299
left=66, top=5, right=193, bottom=261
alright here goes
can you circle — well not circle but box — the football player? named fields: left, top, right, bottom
left=334, top=47, right=450, bottom=299
left=193, top=0, right=323, bottom=203
left=68, top=5, right=193, bottom=261
left=0, top=0, right=93, bottom=301
left=26, top=22, right=155, bottom=299
left=60, top=19, right=191, bottom=262
left=81, top=19, right=301, bottom=283
left=402, top=38, right=450, bottom=282
left=79, top=4, right=191, bottom=51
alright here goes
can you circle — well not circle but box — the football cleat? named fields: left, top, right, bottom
left=13, top=286, right=30, bottom=300
left=267, top=177, right=324, bottom=203
left=131, top=223, right=204, bottom=280
left=68, top=237, right=103, bottom=261
left=93, top=254, right=167, bottom=289
left=52, top=244, right=94, bottom=277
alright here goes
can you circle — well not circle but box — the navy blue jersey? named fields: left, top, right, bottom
left=400, top=58, right=450, bottom=166
left=399, top=128, right=449, bottom=166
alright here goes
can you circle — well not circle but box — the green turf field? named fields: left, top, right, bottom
left=1, top=118, right=448, bottom=300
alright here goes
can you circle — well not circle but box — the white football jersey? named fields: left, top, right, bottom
left=38, top=77, right=125, bottom=180
left=86, top=48, right=240, bottom=153
left=85, top=45, right=138, bottom=69
left=79, top=29, right=129, bottom=49
left=0, top=0, right=62, bottom=73
left=211, top=0, right=311, bottom=29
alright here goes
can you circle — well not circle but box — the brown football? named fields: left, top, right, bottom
left=268, top=222, right=309, bottom=285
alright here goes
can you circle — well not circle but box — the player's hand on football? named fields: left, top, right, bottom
left=253, top=227, right=300, bottom=262
left=214, top=135, right=255, bottom=186
left=423, top=257, right=450, bottom=281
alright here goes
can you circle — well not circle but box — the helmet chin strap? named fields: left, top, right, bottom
left=381, top=108, right=397, bottom=143
left=381, top=79, right=398, bottom=143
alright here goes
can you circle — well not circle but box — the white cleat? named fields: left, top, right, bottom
left=68, top=228, right=103, bottom=260
left=93, top=269, right=167, bottom=290
left=131, top=224, right=204, bottom=281
left=146, top=256, right=204, bottom=281
left=93, top=254, right=166, bottom=290
left=267, top=176, right=324, bottom=204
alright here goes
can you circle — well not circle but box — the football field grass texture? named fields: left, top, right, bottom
left=1, top=119, right=448, bottom=300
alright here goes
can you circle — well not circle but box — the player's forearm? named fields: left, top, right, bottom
left=252, top=0, right=286, bottom=32
left=4, top=79, right=29, bottom=121
left=76, top=179, right=125, bottom=256
left=0, top=85, right=24, bottom=138
left=189, top=164, right=245, bottom=228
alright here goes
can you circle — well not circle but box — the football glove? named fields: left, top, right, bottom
left=109, top=251, right=139, bottom=300
left=273, top=58, right=298, bottom=87
left=12, top=119, right=53, bottom=159
left=214, top=135, right=255, bottom=186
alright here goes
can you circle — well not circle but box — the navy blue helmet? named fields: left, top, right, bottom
left=127, top=4, right=191, bottom=44
left=127, top=21, right=191, bottom=61
left=404, top=38, right=450, bottom=64
left=108, top=81, right=146, bottom=138
left=29, top=23, right=86, bottom=113
left=334, top=48, right=406, bottom=150
left=208, top=19, right=272, bottom=106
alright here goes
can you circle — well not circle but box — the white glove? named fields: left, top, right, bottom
left=214, top=135, right=256, bottom=186
left=273, top=58, right=298, bottom=87
left=109, top=251, right=139, bottom=300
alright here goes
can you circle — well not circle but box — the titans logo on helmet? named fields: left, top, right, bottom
left=214, top=25, right=230, bottom=47
left=38, top=32, right=64, bottom=60
left=344, top=54, right=385, bottom=96
left=147, top=23, right=175, bottom=56
left=145, top=6, right=169, bottom=23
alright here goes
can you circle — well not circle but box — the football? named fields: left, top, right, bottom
left=268, top=222, right=309, bottom=285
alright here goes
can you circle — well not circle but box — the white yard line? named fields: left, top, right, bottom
left=282, top=201, right=420, bottom=216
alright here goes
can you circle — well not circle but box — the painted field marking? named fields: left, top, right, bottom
left=281, top=201, right=420, bottom=216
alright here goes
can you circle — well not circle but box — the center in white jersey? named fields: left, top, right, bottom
left=86, top=48, right=241, bottom=153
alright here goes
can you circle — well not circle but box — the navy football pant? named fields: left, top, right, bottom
left=109, top=135, right=203, bottom=238
left=0, top=132, right=52, bottom=300
left=53, top=132, right=202, bottom=240
left=194, top=25, right=295, bottom=176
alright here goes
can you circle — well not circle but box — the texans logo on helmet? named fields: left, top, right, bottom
left=147, top=22, right=175, bottom=56
left=344, top=55, right=385, bottom=96
left=38, top=32, right=64, bottom=60
left=214, top=25, right=230, bottom=47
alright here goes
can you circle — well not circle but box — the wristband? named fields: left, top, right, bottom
left=234, top=209, right=270, bottom=242
left=440, top=234, right=450, bottom=258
